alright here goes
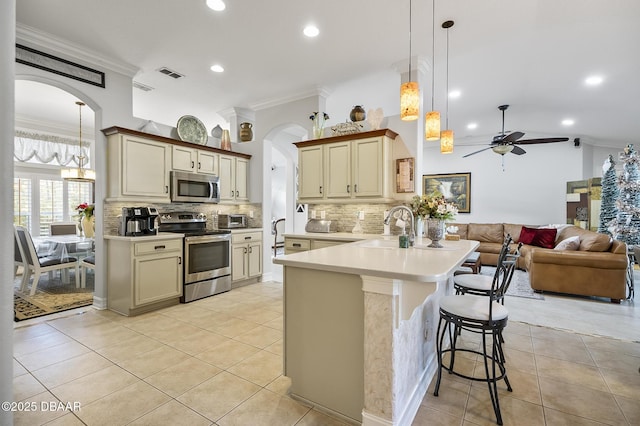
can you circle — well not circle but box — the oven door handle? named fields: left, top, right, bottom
left=184, top=234, right=231, bottom=243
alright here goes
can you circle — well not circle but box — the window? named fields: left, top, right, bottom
left=14, top=177, right=32, bottom=229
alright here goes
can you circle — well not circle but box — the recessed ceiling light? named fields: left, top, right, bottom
left=448, top=90, right=461, bottom=99
left=585, top=75, right=603, bottom=86
left=562, top=119, right=575, bottom=126
left=466, top=122, right=477, bottom=130
left=303, top=25, right=320, bottom=38
left=210, top=64, right=224, bottom=73
left=206, top=0, right=226, bottom=11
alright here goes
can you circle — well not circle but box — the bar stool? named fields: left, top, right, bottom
left=434, top=241, right=520, bottom=425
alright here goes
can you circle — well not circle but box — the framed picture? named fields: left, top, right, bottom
left=423, top=172, right=471, bottom=213
left=396, top=158, right=415, bottom=193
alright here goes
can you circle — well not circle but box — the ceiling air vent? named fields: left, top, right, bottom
left=158, top=67, right=184, bottom=79
left=133, top=81, right=154, bottom=91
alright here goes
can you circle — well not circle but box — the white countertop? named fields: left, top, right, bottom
left=283, top=232, right=381, bottom=242
left=274, top=236, right=479, bottom=282
left=104, top=232, right=184, bottom=241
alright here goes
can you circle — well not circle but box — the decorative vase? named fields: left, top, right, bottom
left=220, top=129, right=232, bottom=150
left=415, top=217, right=424, bottom=237
left=350, top=105, right=366, bottom=122
left=82, top=216, right=95, bottom=238
left=426, top=218, right=445, bottom=248
left=312, top=116, right=325, bottom=139
left=239, top=122, right=253, bottom=142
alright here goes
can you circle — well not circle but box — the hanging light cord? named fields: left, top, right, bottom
left=445, top=24, right=449, bottom=129
left=408, top=0, right=413, bottom=82
left=431, top=0, right=435, bottom=110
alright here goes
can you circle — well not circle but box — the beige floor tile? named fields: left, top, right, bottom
left=195, top=339, right=261, bottom=369
left=529, top=325, right=586, bottom=345
left=532, top=338, right=595, bottom=365
left=94, top=334, right=166, bottom=364
left=210, top=317, right=262, bottom=338
left=471, top=366, right=541, bottom=405
left=502, top=348, right=536, bottom=373
left=538, top=376, right=627, bottom=425
left=503, top=332, right=534, bottom=353
left=166, top=328, right=230, bottom=355
left=12, top=390, right=69, bottom=426
left=581, top=335, right=640, bottom=357
left=118, top=345, right=191, bottom=378
left=232, top=307, right=282, bottom=324
left=13, top=322, right=59, bottom=341
left=599, top=366, right=640, bottom=401
left=138, top=321, right=204, bottom=344
left=76, top=381, right=171, bottom=425
left=13, top=358, right=28, bottom=377
left=128, top=400, right=213, bottom=426
left=31, top=352, right=114, bottom=388
left=47, top=310, right=114, bottom=332
left=503, top=321, right=531, bottom=337
left=234, top=325, right=282, bottom=349
left=423, top=377, right=469, bottom=419
left=43, top=412, right=86, bottom=425
left=412, top=405, right=464, bottom=426
left=614, top=394, right=640, bottom=425
left=464, top=386, right=545, bottom=426
left=171, top=310, right=234, bottom=329
left=264, top=339, right=283, bottom=356
left=144, top=357, right=221, bottom=397
left=588, top=347, right=640, bottom=373
left=13, top=330, right=73, bottom=357
left=13, top=372, right=47, bottom=401
left=50, top=364, right=138, bottom=405
left=64, top=324, right=143, bottom=350
left=15, top=340, right=91, bottom=371
left=123, top=313, right=180, bottom=334
left=264, top=315, right=283, bottom=331
left=265, top=375, right=292, bottom=395
left=535, top=354, right=608, bottom=392
left=542, top=407, right=607, bottom=425
left=177, top=371, right=260, bottom=421
left=227, top=350, right=283, bottom=387
left=217, top=389, right=310, bottom=426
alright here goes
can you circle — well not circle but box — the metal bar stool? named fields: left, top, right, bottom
left=434, top=239, right=520, bottom=425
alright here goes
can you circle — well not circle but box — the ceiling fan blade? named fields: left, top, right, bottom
left=510, top=146, right=526, bottom=155
left=463, top=146, right=494, bottom=158
left=502, top=131, right=525, bottom=143
left=514, top=137, right=570, bottom=145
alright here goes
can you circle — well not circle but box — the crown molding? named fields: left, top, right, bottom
left=248, top=87, right=332, bottom=111
left=16, top=23, right=139, bottom=78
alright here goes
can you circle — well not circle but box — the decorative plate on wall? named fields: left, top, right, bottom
left=176, top=115, right=208, bottom=145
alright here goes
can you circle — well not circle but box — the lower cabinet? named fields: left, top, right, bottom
left=284, top=237, right=350, bottom=254
left=106, top=235, right=183, bottom=316
left=231, top=230, right=263, bottom=284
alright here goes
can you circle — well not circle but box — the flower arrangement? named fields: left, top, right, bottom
left=76, top=203, right=95, bottom=220
left=410, top=191, right=458, bottom=220
left=309, top=111, right=330, bottom=139
left=309, top=111, right=330, bottom=122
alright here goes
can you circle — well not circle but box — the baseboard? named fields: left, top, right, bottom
left=92, top=295, right=107, bottom=310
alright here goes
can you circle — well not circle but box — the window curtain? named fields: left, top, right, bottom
left=14, top=130, right=92, bottom=167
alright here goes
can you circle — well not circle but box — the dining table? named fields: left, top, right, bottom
left=33, top=234, right=94, bottom=261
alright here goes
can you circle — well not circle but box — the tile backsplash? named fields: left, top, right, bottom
left=307, top=202, right=409, bottom=235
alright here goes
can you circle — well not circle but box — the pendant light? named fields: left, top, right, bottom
left=425, top=0, right=440, bottom=140
left=61, top=101, right=96, bottom=182
left=400, top=0, right=419, bottom=121
left=440, top=20, right=454, bottom=154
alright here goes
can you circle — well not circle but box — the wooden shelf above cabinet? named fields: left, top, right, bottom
left=102, top=126, right=252, bottom=159
left=293, top=129, right=398, bottom=147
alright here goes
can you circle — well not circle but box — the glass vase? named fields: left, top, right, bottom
left=415, top=217, right=424, bottom=237
left=312, top=116, right=325, bottom=139
left=82, top=216, right=95, bottom=238
left=426, top=218, right=445, bottom=248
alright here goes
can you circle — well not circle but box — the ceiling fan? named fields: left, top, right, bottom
left=462, top=105, right=570, bottom=158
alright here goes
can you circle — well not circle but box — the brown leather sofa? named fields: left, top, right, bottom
left=448, top=223, right=628, bottom=303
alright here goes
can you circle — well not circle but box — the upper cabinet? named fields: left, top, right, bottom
left=295, top=129, right=398, bottom=203
left=103, top=127, right=251, bottom=203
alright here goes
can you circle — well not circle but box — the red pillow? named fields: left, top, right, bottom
left=519, top=226, right=557, bottom=249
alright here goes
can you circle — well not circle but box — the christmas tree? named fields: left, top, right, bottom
left=598, top=154, right=618, bottom=235
left=614, top=144, right=640, bottom=246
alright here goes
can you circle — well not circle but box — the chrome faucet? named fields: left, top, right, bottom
left=384, top=205, right=415, bottom=247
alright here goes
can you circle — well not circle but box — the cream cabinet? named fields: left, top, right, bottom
left=105, top=235, right=183, bottom=316
left=295, top=129, right=397, bottom=203
left=172, top=146, right=218, bottom=175
left=284, top=236, right=349, bottom=254
left=219, top=154, right=249, bottom=202
left=231, top=230, right=262, bottom=284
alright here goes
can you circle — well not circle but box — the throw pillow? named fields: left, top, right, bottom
left=519, top=226, right=558, bottom=249
left=554, top=235, right=580, bottom=251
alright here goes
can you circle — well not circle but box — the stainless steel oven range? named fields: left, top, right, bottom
left=158, top=211, right=231, bottom=303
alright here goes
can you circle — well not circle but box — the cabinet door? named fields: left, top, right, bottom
left=134, top=253, right=182, bottom=306
left=353, top=137, right=383, bottom=198
left=235, top=158, right=249, bottom=200
left=325, top=142, right=351, bottom=198
left=197, top=150, right=218, bottom=175
left=219, top=155, right=236, bottom=201
left=172, top=146, right=196, bottom=172
left=122, top=136, right=170, bottom=198
left=248, top=241, right=262, bottom=278
left=231, top=244, right=248, bottom=281
left=298, top=146, right=324, bottom=199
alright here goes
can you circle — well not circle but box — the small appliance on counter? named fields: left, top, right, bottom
left=218, top=214, right=248, bottom=229
left=119, top=207, right=159, bottom=236
left=305, top=219, right=333, bottom=233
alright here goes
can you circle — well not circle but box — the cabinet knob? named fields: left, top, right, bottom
left=236, top=190, right=239, bottom=197
left=178, top=257, right=182, bottom=265
left=244, top=247, right=248, bottom=253
left=165, top=186, right=169, bottom=193
left=198, top=162, right=201, bottom=169
left=249, top=247, right=253, bottom=253
left=347, top=184, right=350, bottom=193
left=319, top=186, right=323, bottom=194
left=191, top=161, right=195, bottom=168
left=354, top=184, right=358, bottom=193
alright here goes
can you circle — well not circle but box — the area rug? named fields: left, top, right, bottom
left=478, top=266, right=544, bottom=300
left=13, top=272, right=94, bottom=322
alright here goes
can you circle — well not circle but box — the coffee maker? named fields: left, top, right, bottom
left=119, top=207, right=159, bottom=236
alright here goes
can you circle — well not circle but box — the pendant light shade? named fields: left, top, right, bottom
left=440, top=20, right=454, bottom=154
left=62, top=101, right=96, bottom=182
left=440, top=129, right=454, bottom=154
left=400, top=0, right=419, bottom=121
left=425, top=111, right=441, bottom=140
left=400, top=81, right=419, bottom=121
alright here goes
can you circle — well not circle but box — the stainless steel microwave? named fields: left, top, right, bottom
left=170, top=171, right=220, bottom=203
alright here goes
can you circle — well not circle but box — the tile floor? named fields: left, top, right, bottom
left=12, top=280, right=640, bottom=425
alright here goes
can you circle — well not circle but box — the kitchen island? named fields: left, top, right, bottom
left=273, top=237, right=479, bottom=425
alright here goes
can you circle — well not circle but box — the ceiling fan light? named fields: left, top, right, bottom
left=492, top=145, right=514, bottom=155
left=440, top=129, right=454, bottom=154
left=400, top=81, right=419, bottom=121
left=425, top=111, right=441, bottom=140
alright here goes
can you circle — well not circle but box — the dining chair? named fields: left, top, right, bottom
left=433, top=239, right=521, bottom=425
left=80, top=254, right=95, bottom=288
left=14, top=225, right=79, bottom=295
left=49, top=222, right=79, bottom=236
left=14, top=231, right=29, bottom=289
left=272, top=218, right=285, bottom=256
